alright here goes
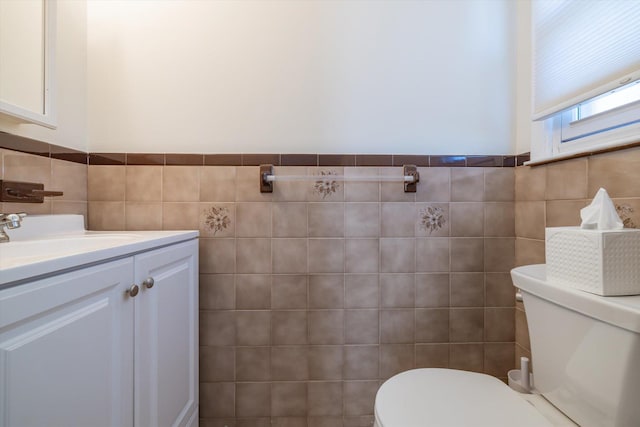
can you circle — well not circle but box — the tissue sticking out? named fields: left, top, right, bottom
left=580, top=188, right=623, bottom=230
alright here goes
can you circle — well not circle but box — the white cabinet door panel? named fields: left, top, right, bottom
left=0, top=258, right=134, bottom=427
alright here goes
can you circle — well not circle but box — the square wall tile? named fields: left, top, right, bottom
left=344, top=167, right=379, bottom=202
left=199, top=203, right=235, bottom=238
left=415, top=308, right=449, bottom=343
left=415, top=203, right=449, bottom=237
left=309, top=203, right=344, bottom=237
left=546, top=158, right=588, bottom=200
left=309, top=275, right=344, bottom=309
left=162, top=202, right=199, bottom=230
left=515, top=201, right=545, bottom=240
left=308, top=382, right=343, bottom=416
left=272, top=311, right=308, bottom=345
left=484, top=343, right=515, bottom=378
left=236, top=311, right=271, bottom=346
left=450, top=308, right=484, bottom=342
left=199, top=238, right=235, bottom=274
left=273, top=203, right=308, bottom=237
left=416, top=167, right=450, bottom=202
left=236, top=202, right=272, bottom=237
left=451, top=168, right=484, bottom=202
left=199, top=274, right=235, bottom=310
left=200, top=346, right=235, bottom=382
left=308, top=167, right=344, bottom=201
left=415, top=273, right=450, bottom=307
left=309, top=239, right=345, bottom=273
left=515, top=237, right=545, bottom=267
left=88, top=201, right=124, bottom=230
left=485, top=308, right=515, bottom=342
left=415, top=343, right=449, bottom=368
left=381, top=203, right=416, bottom=237
left=272, top=275, right=307, bottom=309
left=450, top=202, right=484, bottom=237
left=450, top=238, right=484, bottom=272
left=88, top=166, right=125, bottom=201
left=345, top=239, right=379, bottom=273
left=163, top=166, right=200, bottom=201
left=273, top=167, right=310, bottom=202
left=484, top=168, right=514, bottom=202
left=236, top=238, right=271, bottom=273
left=450, top=273, right=484, bottom=307
left=200, top=311, right=235, bottom=346
left=51, top=158, right=87, bottom=201
left=200, top=166, right=236, bottom=202
left=344, top=345, right=379, bottom=380
left=273, top=238, right=308, bottom=273
left=343, top=381, right=379, bottom=416
left=380, top=167, right=415, bottom=202
left=515, top=166, right=546, bottom=201
left=125, top=202, right=162, bottom=230
left=309, top=346, right=343, bottom=380
left=309, top=310, right=344, bottom=345
left=416, top=238, right=450, bottom=272
left=588, top=147, right=640, bottom=198
left=271, top=382, right=307, bottom=416
left=126, top=166, right=162, bottom=201
left=345, top=274, right=379, bottom=308
left=484, top=202, right=515, bottom=237
left=200, top=382, right=235, bottom=418
left=380, top=309, right=414, bottom=343
left=345, top=309, right=379, bottom=344
left=485, top=273, right=516, bottom=307
left=546, top=199, right=587, bottom=227
left=236, top=382, right=271, bottom=417
left=235, top=166, right=272, bottom=202
left=345, top=203, right=380, bottom=237
left=379, top=344, right=415, bottom=379
left=380, top=238, right=415, bottom=273
left=236, top=274, right=271, bottom=309
left=449, top=343, right=483, bottom=373
left=380, top=274, right=414, bottom=308
left=485, top=238, right=515, bottom=272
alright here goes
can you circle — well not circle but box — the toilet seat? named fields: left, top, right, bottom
left=374, top=369, right=569, bottom=427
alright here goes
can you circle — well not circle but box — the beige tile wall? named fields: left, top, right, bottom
left=0, top=149, right=87, bottom=219
left=514, top=146, right=640, bottom=369
left=87, top=164, right=516, bottom=427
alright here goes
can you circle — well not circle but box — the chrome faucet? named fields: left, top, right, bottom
left=0, top=212, right=27, bottom=242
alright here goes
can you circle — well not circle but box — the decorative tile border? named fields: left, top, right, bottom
left=1, top=131, right=531, bottom=167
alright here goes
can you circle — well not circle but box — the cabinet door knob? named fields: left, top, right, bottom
left=143, top=277, right=155, bottom=289
left=127, top=284, right=140, bottom=297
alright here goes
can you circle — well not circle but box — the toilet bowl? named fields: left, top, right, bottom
left=374, top=368, right=575, bottom=427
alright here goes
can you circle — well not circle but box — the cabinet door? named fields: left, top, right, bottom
left=134, top=240, right=198, bottom=427
left=0, top=258, right=135, bottom=427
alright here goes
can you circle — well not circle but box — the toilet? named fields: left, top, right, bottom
left=374, top=264, right=640, bottom=427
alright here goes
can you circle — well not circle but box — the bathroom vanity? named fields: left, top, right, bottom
left=0, top=215, right=198, bottom=427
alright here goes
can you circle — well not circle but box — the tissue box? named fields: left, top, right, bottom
left=546, top=227, right=640, bottom=296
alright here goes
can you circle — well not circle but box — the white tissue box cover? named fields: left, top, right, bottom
left=546, top=227, right=640, bottom=296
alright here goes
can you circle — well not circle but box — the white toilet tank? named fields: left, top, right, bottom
left=512, top=264, right=640, bottom=427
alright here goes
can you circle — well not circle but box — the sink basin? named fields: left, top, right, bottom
left=0, top=214, right=198, bottom=287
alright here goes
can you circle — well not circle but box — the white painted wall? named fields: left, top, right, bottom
left=0, top=0, right=87, bottom=152
left=88, top=0, right=517, bottom=154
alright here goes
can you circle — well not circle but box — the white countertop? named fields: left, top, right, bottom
left=0, top=215, right=197, bottom=287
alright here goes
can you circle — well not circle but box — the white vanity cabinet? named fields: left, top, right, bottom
left=0, top=238, right=198, bottom=427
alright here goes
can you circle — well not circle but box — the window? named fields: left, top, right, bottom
left=553, top=79, right=640, bottom=155
left=531, top=0, right=640, bottom=162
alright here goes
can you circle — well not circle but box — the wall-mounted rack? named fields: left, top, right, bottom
left=0, top=180, right=63, bottom=203
left=259, top=164, right=420, bottom=193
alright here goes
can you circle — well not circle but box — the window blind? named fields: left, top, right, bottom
left=532, top=0, right=640, bottom=121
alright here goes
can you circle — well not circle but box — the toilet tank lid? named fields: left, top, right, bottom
left=511, top=264, right=640, bottom=333
left=375, top=369, right=554, bottom=427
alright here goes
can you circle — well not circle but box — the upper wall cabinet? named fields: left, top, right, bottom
left=0, top=0, right=56, bottom=128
